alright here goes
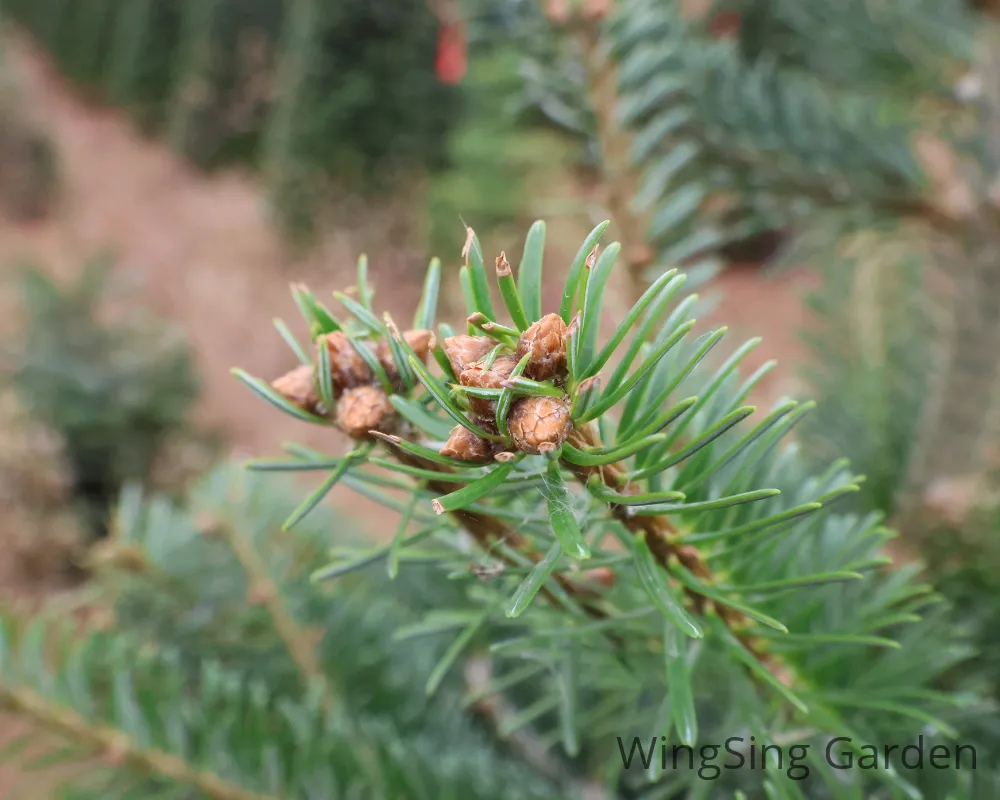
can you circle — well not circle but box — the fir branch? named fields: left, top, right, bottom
left=551, top=3, right=652, bottom=303
left=237, top=220, right=972, bottom=793
left=213, top=517, right=333, bottom=709
left=209, top=511, right=399, bottom=794
left=374, top=433, right=608, bottom=618
left=464, top=655, right=571, bottom=784
left=564, top=421, right=784, bottom=676
left=0, top=686, right=275, bottom=800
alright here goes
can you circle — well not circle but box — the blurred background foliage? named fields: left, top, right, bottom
left=6, top=256, right=210, bottom=542
left=3, top=0, right=461, bottom=240
left=0, top=0, right=999, bottom=796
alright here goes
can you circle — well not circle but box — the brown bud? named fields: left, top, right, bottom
left=317, top=332, right=372, bottom=396
left=336, top=385, right=394, bottom=439
left=583, top=566, right=617, bottom=589
left=440, top=424, right=494, bottom=463
left=508, top=395, right=571, bottom=455
left=459, top=354, right=519, bottom=418
left=404, top=329, right=434, bottom=360
left=516, top=313, right=568, bottom=381
left=377, top=329, right=434, bottom=389
left=443, top=334, right=496, bottom=375
left=271, top=364, right=321, bottom=413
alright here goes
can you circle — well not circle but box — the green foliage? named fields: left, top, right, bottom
left=609, top=0, right=962, bottom=280
left=795, top=229, right=936, bottom=514
left=776, top=32, right=1000, bottom=795
left=720, top=0, right=974, bottom=95
left=514, top=13, right=1000, bottom=785
left=0, top=464, right=563, bottom=799
left=0, top=227, right=989, bottom=799
left=233, top=222, right=984, bottom=798
left=494, top=0, right=599, bottom=164
left=2, top=0, right=461, bottom=236
left=792, top=221, right=1000, bottom=800
left=6, top=255, right=200, bottom=538
left=798, top=258, right=1000, bottom=795
left=259, top=0, right=459, bottom=182
left=426, top=46, right=572, bottom=259
left=509, top=0, right=980, bottom=287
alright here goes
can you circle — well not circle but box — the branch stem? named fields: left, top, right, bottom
left=216, top=521, right=334, bottom=710
left=0, top=686, right=276, bottom=800
left=389, top=447, right=609, bottom=618
left=564, top=422, right=788, bottom=678
left=573, top=12, right=652, bottom=305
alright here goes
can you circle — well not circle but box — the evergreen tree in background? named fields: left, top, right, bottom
left=1, top=0, right=461, bottom=236
left=505, top=0, right=979, bottom=295
left=6, top=256, right=202, bottom=541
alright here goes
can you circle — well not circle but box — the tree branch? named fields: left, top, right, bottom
left=214, top=518, right=333, bottom=708
left=0, top=686, right=276, bottom=800
left=565, top=422, right=789, bottom=679
left=566, top=5, right=653, bottom=305
left=381, top=438, right=610, bottom=619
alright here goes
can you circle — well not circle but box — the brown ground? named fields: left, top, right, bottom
left=0, top=32, right=814, bottom=797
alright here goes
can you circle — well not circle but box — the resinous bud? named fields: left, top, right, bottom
left=459, top=354, right=519, bottom=418
left=317, top=332, right=373, bottom=396
left=443, top=334, right=497, bottom=376
left=508, top=395, right=571, bottom=455
left=516, top=313, right=568, bottom=381
left=271, top=364, right=321, bottom=413
left=440, top=424, right=495, bottom=463
left=336, top=385, right=394, bottom=439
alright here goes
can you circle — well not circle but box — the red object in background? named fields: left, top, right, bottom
left=707, top=10, right=741, bottom=38
left=435, top=22, right=467, bottom=84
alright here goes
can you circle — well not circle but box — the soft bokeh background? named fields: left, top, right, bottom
left=0, top=0, right=998, bottom=796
